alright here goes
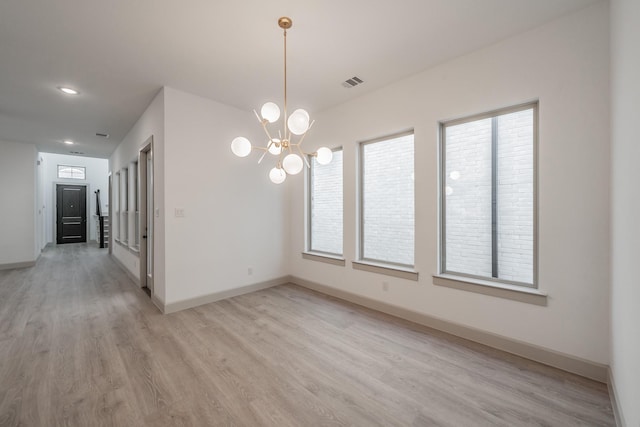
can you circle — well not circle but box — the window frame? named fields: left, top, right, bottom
left=130, top=160, right=140, bottom=251
left=358, top=130, right=415, bottom=269
left=57, top=165, right=86, bottom=180
left=439, top=101, right=539, bottom=289
left=113, top=172, right=120, bottom=242
left=120, top=167, right=128, bottom=244
left=306, top=146, right=344, bottom=258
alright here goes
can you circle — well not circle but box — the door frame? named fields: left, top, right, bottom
left=53, top=182, right=90, bottom=245
left=108, top=173, right=112, bottom=254
left=138, top=137, right=154, bottom=296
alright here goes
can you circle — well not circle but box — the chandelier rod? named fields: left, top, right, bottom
left=283, top=25, right=287, bottom=135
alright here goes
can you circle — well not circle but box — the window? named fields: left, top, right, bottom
left=114, top=172, right=120, bottom=241
left=57, top=165, right=85, bottom=180
left=440, top=102, right=537, bottom=286
left=308, top=148, right=343, bottom=256
left=120, top=168, right=128, bottom=244
left=131, top=161, right=139, bottom=250
left=360, top=131, right=415, bottom=267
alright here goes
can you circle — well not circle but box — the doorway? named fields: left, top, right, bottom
left=139, top=138, right=154, bottom=297
left=56, top=184, right=87, bottom=244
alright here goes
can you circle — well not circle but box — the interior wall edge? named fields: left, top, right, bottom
left=608, top=366, right=626, bottom=427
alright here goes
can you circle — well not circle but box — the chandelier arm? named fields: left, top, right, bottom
left=291, top=121, right=314, bottom=148
left=278, top=146, right=285, bottom=167
left=297, top=145, right=311, bottom=168
left=261, top=122, right=276, bottom=143
left=258, top=150, right=269, bottom=164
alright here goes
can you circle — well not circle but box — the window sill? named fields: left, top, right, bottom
left=352, top=261, right=418, bottom=281
left=302, top=252, right=345, bottom=266
left=432, top=274, right=547, bottom=306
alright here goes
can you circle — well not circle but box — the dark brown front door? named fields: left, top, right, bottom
left=56, top=184, right=87, bottom=244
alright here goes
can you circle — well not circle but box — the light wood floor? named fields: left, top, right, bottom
left=0, top=244, right=614, bottom=426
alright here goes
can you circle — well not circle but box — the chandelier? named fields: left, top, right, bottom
left=230, top=17, right=332, bottom=184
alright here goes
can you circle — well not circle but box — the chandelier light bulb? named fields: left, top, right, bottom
left=268, top=139, right=282, bottom=155
left=287, top=109, right=310, bottom=135
left=282, top=153, right=303, bottom=175
left=269, top=167, right=286, bottom=184
left=261, top=102, right=281, bottom=123
left=231, top=136, right=252, bottom=157
left=315, top=147, right=332, bottom=165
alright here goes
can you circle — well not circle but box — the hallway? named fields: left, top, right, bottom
left=0, top=244, right=614, bottom=426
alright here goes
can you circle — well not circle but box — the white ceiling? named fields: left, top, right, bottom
left=0, top=0, right=599, bottom=158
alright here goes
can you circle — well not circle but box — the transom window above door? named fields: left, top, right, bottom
left=57, top=165, right=86, bottom=180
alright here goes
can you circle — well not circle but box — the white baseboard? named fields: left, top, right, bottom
left=162, top=276, right=290, bottom=314
left=151, top=293, right=165, bottom=313
left=290, top=275, right=608, bottom=383
left=0, top=259, right=38, bottom=271
left=608, top=367, right=626, bottom=427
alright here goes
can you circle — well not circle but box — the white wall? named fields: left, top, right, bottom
left=610, top=0, right=640, bottom=424
left=110, top=88, right=165, bottom=301
left=163, top=87, right=288, bottom=305
left=289, top=3, right=610, bottom=365
left=110, top=86, right=288, bottom=307
left=39, top=153, right=108, bottom=244
left=0, top=140, right=38, bottom=265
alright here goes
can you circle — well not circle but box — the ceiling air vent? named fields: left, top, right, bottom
left=69, top=151, right=85, bottom=155
left=96, top=132, right=110, bottom=138
left=342, top=76, right=364, bottom=88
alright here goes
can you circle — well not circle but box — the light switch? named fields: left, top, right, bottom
left=175, top=208, right=185, bottom=218
left=155, top=208, right=160, bottom=218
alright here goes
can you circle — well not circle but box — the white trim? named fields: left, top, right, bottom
left=162, top=276, right=290, bottom=314
left=433, top=274, right=547, bottom=306
left=352, top=260, right=419, bottom=281
left=608, top=367, right=626, bottom=427
left=151, top=293, right=165, bottom=313
left=290, top=275, right=607, bottom=383
left=0, top=259, right=37, bottom=271
left=302, top=252, right=346, bottom=266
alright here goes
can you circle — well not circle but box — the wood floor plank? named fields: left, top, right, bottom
left=0, top=243, right=615, bottom=426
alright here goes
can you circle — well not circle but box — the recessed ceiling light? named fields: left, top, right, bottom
left=58, top=87, right=79, bottom=95
left=63, top=140, right=74, bottom=145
